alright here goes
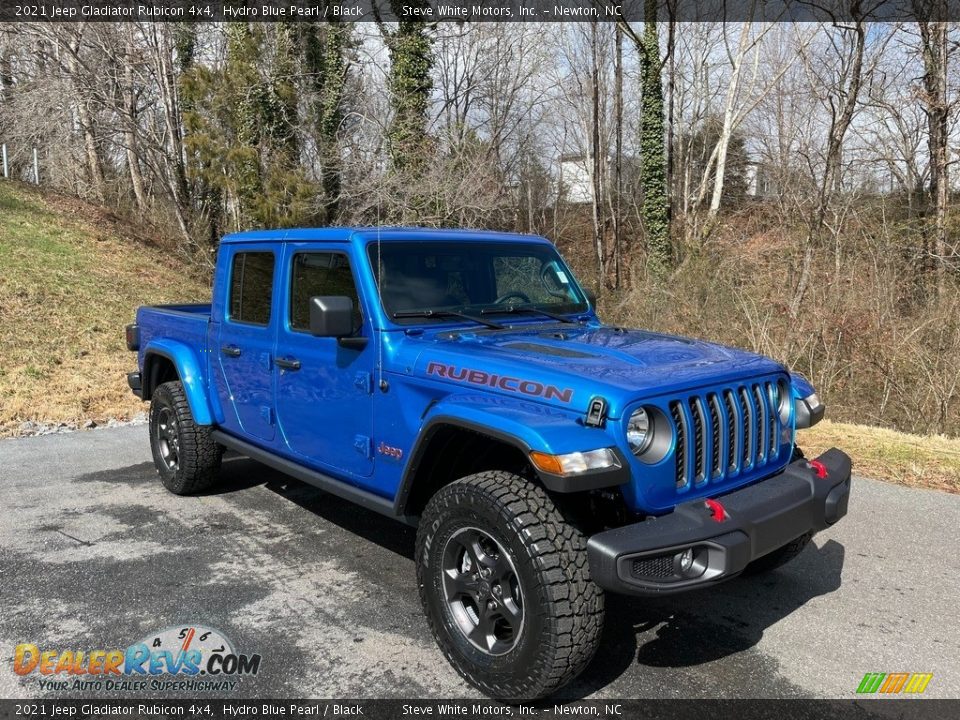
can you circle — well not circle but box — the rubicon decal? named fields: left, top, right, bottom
left=13, top=625, right=261, bottom=693
left=427, top=362, right=574, bottom=403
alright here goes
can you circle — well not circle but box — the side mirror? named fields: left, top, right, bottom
left=309, top=296, right=355, bottom=338
left=584, top=287, right=598, bottom=307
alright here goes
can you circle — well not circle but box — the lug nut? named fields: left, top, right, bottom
left=487, top=600, right=498, bottom=610
left=492, top=584, right=502, bottom=596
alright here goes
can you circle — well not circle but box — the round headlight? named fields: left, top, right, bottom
left=773, top=381, right=791, bottom=423
left=627, top=407, right=653, bottom=455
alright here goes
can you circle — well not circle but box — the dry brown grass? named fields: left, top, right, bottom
left=802, top=420, right=960, bottom=494
left=0, top=182, right=210, bottom=435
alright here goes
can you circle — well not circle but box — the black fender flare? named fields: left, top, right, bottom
left=393, top=416, right=629, bottom=517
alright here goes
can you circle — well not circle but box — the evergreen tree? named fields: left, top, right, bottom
left=223, top=23, right=265, bottom=227
left=182, top=24, right=317, bottom=232
left=681, top=116, right=750, bottom=209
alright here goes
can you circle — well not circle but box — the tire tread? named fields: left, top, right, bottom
left=416, top=471, right=604, bottom=699
left=150, top=381, right=221, bottom=495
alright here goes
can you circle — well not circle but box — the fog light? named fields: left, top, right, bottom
left=677, top=548, right=694, bottom=574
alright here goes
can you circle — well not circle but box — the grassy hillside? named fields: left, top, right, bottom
left=0, top=182, right=210, bottom=435
left=0, top=181, right=956, bottom=493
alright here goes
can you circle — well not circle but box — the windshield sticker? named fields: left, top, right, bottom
left=556, top=271, right=570, bottom=284
left=427, top=362, right=574, bottom=403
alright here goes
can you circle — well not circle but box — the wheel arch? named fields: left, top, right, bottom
left=394, top=417, right=538, bottom=519
left=142, top=340, right=214, bottom=426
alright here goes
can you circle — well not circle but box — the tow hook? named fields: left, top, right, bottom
left=704, top=498, right=727, bottom=522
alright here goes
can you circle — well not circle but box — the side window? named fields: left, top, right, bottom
left=229, top=252, right=275, bottom=326
left=290, top=252, right=363, bottom=333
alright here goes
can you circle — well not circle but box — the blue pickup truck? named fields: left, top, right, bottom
left=126, top=228, right=851, bottom=699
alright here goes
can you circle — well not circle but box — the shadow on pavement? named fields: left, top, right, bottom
left=219, top=455, right=417, bottom=559
left=564, top=538, right=846, bottom=699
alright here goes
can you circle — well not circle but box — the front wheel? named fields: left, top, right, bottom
left=149, top=380, right=221, bottom=495
left=416, top=471, right=604, bottom=700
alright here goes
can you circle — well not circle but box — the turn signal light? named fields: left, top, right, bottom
left=530, top=448, right=620, bottom=476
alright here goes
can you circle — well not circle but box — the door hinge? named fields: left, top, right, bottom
left=353, top=435, right=372, bottom=459
left=260, top=405, right=274, bottom=426
left=354, top=371, right=373, bottom=394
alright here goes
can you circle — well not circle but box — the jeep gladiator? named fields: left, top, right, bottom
left=126, top=228, right=851, bottom=699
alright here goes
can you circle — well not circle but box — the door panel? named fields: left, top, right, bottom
left=275, top=247, right=375, bottom=478
left=216, top=249, right=277, bottom=442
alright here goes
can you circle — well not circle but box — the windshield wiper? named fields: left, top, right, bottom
left=393, top=308, right=505, bottom=330
left=480, top=304, right=577, bottom=324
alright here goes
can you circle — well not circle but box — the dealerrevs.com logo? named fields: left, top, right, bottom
left=13, top=625, right=261, bottom=692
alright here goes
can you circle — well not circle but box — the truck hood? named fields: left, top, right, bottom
left=407, top=324, right=786, bottom=418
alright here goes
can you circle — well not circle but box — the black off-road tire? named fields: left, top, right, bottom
left=743, top=531, right=814, bottom=575
left=416, top=471, right=604, bottom=700
left=149, top=380, right=221, bottom=495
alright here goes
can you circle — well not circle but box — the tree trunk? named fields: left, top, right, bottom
left=590, top=22, right=605, bottom=286
left=703, top=23, right=752, bottom=234
left=76, top=97, right=106, bottom=203
left=123, top=27, right=148, bottom=212
left=665, top=6, right=676, bottom=231
left=637, top=0, right=671, bottom=279
left=614, top=22, right=623, bottom=290
left=918, top=18, right=949, bottom=294
left=56, top=27, right=107, bottom=202
left=789, top=20, right=866, bottom=318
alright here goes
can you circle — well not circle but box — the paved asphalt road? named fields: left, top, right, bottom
left=1, top=426, right=958, bottom=701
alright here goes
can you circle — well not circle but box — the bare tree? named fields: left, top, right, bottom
left=915, top=8, right=955, bottom=290
left=790, top=17, right=870, bottom=317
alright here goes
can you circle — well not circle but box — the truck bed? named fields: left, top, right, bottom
left=136, top=303, right=212, bottom=359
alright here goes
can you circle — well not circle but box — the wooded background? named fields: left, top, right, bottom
left=1, top=14, right=958, bottom=436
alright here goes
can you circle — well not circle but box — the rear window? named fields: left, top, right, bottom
left=229, top=252, right=275, bottom=326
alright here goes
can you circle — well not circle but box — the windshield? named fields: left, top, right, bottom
left=367, top=241, right=588, bottom=324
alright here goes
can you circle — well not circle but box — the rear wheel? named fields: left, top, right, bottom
left=416, top=471, right=604, bottom=700
left=149, top=381, right=221, bottom=495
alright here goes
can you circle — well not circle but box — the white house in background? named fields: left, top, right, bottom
left=745, top=161, right=778, bottom=198
left=557, top=154, right=594, bottom=204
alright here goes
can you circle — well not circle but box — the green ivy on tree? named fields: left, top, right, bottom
left=302, top=19, right=352, bottom=220
left=386, top=1, right=433, bottom=174
left=639, top=0, right=672, bottom=279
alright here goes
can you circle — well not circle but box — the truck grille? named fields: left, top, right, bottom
left=670, top=381, right=783, bottom=490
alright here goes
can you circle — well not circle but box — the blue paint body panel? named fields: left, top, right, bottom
left=132, top=228, right=812, bottom=516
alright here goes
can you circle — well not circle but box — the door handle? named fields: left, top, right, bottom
left=221, top=345, right=241, bottom=358
left=275, top=357, right=301, bottom=371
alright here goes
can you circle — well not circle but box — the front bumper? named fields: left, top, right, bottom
left=587, top=448, right=852, bottom=595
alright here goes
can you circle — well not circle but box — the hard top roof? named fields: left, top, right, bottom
left=220, top=227, right=549, bottom=245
